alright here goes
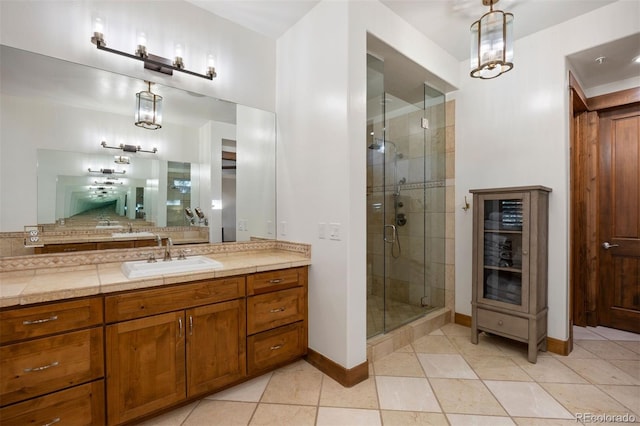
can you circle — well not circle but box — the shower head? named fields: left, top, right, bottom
left=368, top=142, right=383, bottom=150
left=368, top=139, right=399, bottom=155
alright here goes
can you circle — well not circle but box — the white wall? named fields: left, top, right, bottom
left=454, top=1, right=640, bottom=341
left=276, top=0, right=458, bottom=368
left=0, top=0, right=275, bottom=111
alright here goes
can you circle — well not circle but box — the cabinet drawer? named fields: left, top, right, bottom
left=247, top=267, right=305, bottom=295
left=0, top=380, right=105, bottom=426
left=105, top=276, right=245, bottom=322
left=0, top=297, right=103, bottom=345
left=96, top=240, right=134, bottom=250
left=477, top=308, right=528, bottom=339
left=0, top=327, right=104, bottom=406
left=247, top=287, right=305, bottom=335
left=247, top=322, right=306, bottom=374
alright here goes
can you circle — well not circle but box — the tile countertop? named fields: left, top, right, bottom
left=0, top=242, right=311, bottom=309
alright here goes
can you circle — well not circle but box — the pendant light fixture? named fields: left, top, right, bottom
left=135, top=81, right=162, bottom=130
left=470, top=0, right=514, bottom=79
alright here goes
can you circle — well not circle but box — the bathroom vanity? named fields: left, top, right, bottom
left=0, top=241, right=310, bottom=425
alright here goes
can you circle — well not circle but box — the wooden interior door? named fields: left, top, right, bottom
left=597, top=103, right=640, bottom=333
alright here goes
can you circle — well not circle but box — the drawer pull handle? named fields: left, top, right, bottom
left=270, top=307, right=286, bottom=313
left=43, top=418, right=61, bottom=426
left=270, top=344, right=283, bottom=351
left=269, top=279, right=283, bottom=284
left=189, top=315, right=193, bottom=336
left=498, top=320, right=504, bottom=326
left=24, top=361, right=59, bottom=373
left=178, top=317, right=183, bottom=338
left=23, top=315, right=58, bottom=325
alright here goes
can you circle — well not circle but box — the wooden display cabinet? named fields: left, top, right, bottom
left=470, top=186, right=551, bottom=363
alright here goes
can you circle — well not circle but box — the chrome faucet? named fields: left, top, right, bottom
left=163, top=237, right=173, bottom=261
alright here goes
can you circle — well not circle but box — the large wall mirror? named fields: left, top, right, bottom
left=0, top=45, right=276, bottom=249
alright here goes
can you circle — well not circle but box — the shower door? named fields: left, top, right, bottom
left=366, top=54, right=446, bottom=338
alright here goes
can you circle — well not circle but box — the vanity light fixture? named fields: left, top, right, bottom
left=94, top=180, right=123, bottom=185
left=101, top=141, right=158, bottom=154
left=135, top=81, right=163, bottom=130
left=470, top=0, right=514, bottom=79
left=90, top=21, right=216, bottom=81
left=88, top=168, right=126, bottom=175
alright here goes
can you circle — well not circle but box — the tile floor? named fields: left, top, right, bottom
left=140, top=323, right=639, bottom=425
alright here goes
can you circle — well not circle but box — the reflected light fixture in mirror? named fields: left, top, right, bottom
left=470, top=0, right=514, bottom=79
left=88, top=168, right=126, bottom=175
left=135, top=81, right=162, bottom=130
left=101, top=140, right=158, bottom=154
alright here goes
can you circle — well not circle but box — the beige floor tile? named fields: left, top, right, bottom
left=183, top=401, right=256, bottom=426
left=375, top=376, right=441, bottom=412
left=463, top=355, right=532, bottom=381
left=137, top=401, right=198, bottom=426
left=597, top=384, right=640, bottom=415
left=558, top=358, right=639, bottom=385
left=316, top=407, right=381, bottom=426
left=511, top=356, right=587, bottom=383
left=260, top=361, right=323, bottom=405
left=608, top=359, right=640, bottom=380
left=555, top=344, right=599, bottom=359
left=440, top=323, right=471, bottom=336
left=249, top=403, right=316, bottom=426
left=447, top=413, right=516, bottom=425
left=417, top=353, right=478, bottom=379
left=574, top=340, right=639, bottom=360
left=373, top=351, right=425, bottom=377
left=429, top=329, right=445, bottom=336
left=484, top=381, right=573, bottom=419
left=396, top=344, right=415, bottom=353
left=589, top=326, right=640, bottom=341
left=412, top=335, right=459, bottom=354
left=573, top=326, right=607, bottom=340
left=448, top=335, right=505, bottom=357
left=616, top=341, right=640, bottom=355
left=319, top=375, right=379, bottom=409
left=380, top=410, right=448, bottom=425
left=207, top=373, right=272, bottom=402
left=429, top=378, right=506, bottom=416
left=513, top=418, right=583, bottom=425
left=540, top=383, right=631, bottom=417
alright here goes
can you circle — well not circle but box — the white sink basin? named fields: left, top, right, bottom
left=112, top=231, right=156, bottom=238
left=97, top=225, right=124, bottom=229
left=122, top=256, right=223, bottom=279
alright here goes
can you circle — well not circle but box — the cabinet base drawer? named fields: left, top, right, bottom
left=0, top=380, right=105, bottom=426
left=248, top=322, right=306, bottom=375
left=477, top=308, right=528, bottom=340
left=248, top=287, right=305, bottom=335
left=0, top=327, right=104, bottom=406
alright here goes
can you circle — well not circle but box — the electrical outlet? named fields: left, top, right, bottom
left=280, top=220, right=287, bottom=236
left=329, top=223, right=340, bottom=240
left=267, top=220, right=274, bottom=235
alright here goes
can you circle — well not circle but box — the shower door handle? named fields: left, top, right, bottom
left=384, top=224, right=396, bottom=243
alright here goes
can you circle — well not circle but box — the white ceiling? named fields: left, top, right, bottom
left=186, top=0, right=639, bottom=91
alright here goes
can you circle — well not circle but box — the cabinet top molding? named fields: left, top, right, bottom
left=470, top=185, right=552, bottom=194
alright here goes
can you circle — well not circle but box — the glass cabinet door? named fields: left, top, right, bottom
left=478, top=193, right=530, bottom=312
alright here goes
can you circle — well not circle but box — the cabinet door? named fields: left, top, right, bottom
left=477, top=193, right=530, bottom=312
left=186, top=300, right=246, bottom=397
left=106, top=312, right=186, bottom=425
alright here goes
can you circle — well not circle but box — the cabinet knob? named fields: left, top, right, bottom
left=497, top=320, right=504, bottom=326
left=522, top=250, right=528, bottom=255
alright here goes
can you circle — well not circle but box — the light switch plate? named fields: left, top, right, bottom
left=329, top=223, right=340, bottom=240
left=318, top=223, right=326, bottom=239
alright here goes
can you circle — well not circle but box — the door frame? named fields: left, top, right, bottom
left=569, top=72, right=640, bottom=340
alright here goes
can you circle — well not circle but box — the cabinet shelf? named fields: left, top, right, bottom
left=471, top=186, right=551, bottom=363
left=483, top=265, right=522, bottom=274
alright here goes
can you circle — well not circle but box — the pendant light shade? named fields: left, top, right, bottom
left=135, top=81, right=162, bottom=129
left=470, top=0, right=513, bottom=79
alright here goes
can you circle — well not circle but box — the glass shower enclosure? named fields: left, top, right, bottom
left=366, top=54, right=446, bottom=338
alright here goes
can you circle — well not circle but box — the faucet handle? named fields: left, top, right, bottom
left=143, top=252, right=157, bottom=263
left=178, top=249, right=191, bottom=260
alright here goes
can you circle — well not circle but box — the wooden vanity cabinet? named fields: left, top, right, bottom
left=105, top=277, right=246, bottom=425
left=246, top=267, right=308, bottom=375
left=0, top=297, right=105, bottom=425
